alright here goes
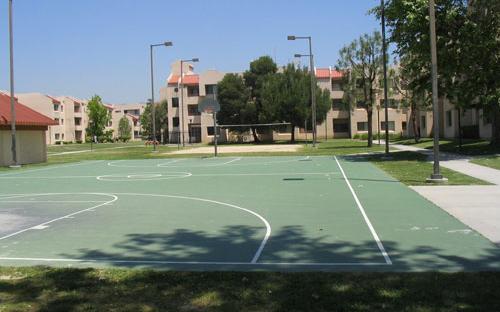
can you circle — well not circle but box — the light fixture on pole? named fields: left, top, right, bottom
left=149, top=41, right=173, bottom=152
left=8, top=0, right=19, bottom=167
left=180, top=58, right=199, bottom=147
left=289, top=35, right=317, bottom=147
left=426, top=0, right=446, bottom=183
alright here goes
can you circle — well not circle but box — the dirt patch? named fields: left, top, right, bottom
left=166, top=144, right=302, bottom=155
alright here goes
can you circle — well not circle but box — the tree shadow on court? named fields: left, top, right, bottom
left=58, top=225, right=500, bottom=272
left=2, top=226, right=500, bottom=311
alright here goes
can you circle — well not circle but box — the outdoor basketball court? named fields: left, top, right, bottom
left=0, top=156, right=498, bottom=271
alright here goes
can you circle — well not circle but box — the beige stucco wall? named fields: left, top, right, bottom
left=0, top=129, right=47, bottom=166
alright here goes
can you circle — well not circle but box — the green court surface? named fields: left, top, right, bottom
left=0, top=156, right=498, bottom=271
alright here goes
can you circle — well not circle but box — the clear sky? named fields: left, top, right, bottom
left=0, top=0, right=380, bottom=104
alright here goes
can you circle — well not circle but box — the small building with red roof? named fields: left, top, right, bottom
left=0, top=92, right=58, bottom=166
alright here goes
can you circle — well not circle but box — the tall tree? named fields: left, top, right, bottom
left=261, top=64, right=331, bottom=143
left=118, top=116, right=132, bottom=142
left=216, top=73, right=253, bottom=135
left=86, top=95, right=110, bottom=142
left=337, top=31, right=384, bottom=147
left=243, top=56, right=278, bottom=141
left=372, top=0, right=500, bottom=145
left=140, top=100, right=168, bottom=142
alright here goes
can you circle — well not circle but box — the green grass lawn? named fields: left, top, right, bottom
left=471, top=156, right=500, bottom=170
left=393, top=138, right=500, bottom=156
left=364, top=151, right=489, bottom=186
left=47, top=141, right=144, bottom=153
left=0, top=267, right=499, bottom=311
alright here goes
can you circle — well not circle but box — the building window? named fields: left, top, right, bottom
left=381, top=121, right=395, bottom=131
left=187, top=85, right=199, bottom=97
left=188, top=105, right=200, bottom=116
left=357, top=122, right=369, bottom=131
left=421, top=116, right=426, bottom=129
left=61, top=118, right=64, bottom=125
left=205, top=84, right=217, bottom=95
left=61, top=105, right=64, bottom=112
left=356, top=101, right=368, bottom=110
left=124, top=109, right=140, bottom=115
left=55, top=118, right=60, bottom=124
left=54, top=104, right=60, bottom=111
left=332, top=99, right=347, bottom=110
left=61, top=134, right=64, bottom=140
left=172, top=97, right=179, bottom=108
left=207, top=126, right=220, bottom=136
left=55, top=133, right=60, bottom=140
left=134, top=131, right=139, bottom=137
left=379, top=99, right=399, bottom=108
left=172, top=117, right=179, bottom=127
left=74, top=104, right=81, bottom=113
left=75, top=117, right=81, bottom=126
left=402, top=121, right=407, bottom=131
left=331, top=81, right=343, bottom=91
left=333, top=119, right=349, bottom=133
left=446, top=110, right=453, bottom=127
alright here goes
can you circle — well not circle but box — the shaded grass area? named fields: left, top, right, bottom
left=393, top=138, right=500, bottom=156
left=362, top=151, right=489, bottom=186
left=0, top=267, right=499, bottom=311
left=471, top=156, right=500, bottom=170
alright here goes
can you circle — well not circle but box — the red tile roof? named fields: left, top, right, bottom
left=0, top=93, right=58, bottom=126
left=331, top=70, right=343, bottom=79
left=182, top=74, right=199, bottom=85
left=315, top=68, right=330, bottom=79
left=315, top=68, right=344, bottom=79
left=168, top=74, right=180, bottom=85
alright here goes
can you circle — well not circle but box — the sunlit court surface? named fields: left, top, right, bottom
left=0, top=156, right=498, bottom=271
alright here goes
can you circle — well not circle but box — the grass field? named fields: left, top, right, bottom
left=471, top=156, right=500, bottom=170
left=393, top=138, right=500, bottom=156
left=1, top=267, right=499, bottom=311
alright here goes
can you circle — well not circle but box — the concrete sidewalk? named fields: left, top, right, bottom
left=392, top=143, right=500, bottom=245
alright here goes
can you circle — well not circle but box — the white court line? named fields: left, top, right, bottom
left=334, top=156, right=393, bottom=265
left=0, top=256, right=389, bottom=266
left=0, top=161, right=104, bottom=177
left=0, top=193, right=118, bottom=241
left=193, top=172, right=339, bottom=177
left=0, top=200, right=108, bottom=203
left=112, top=193, right=271, bottom=264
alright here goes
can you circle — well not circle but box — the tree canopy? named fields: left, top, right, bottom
left=140, top=100, right=168, bottom=142
left=118, top=116, right=132, bottom=142
left=86, top=95, right=110, bottom=142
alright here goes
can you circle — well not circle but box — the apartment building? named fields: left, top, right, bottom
left=15, top=93, right=88, bottom=144
left=160, top=61, right=225, bottom=144
left=105, top=103, right=146, bottom=140
left=160, top=61, right=430, bottom=143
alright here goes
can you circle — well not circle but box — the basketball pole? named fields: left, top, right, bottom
left=213, top=111, right=218, bottom=157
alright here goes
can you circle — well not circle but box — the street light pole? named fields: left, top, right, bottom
left=381, top=0, right=390, bottom=155
left=9, top=0, right=18, bottom=167
left=427, top=0, right=445, bottom=182
left=179, top=58, right=199, bottom=147
left=288, top=35, right=317, bottom=147
left=149, top=42, right=173, bottom=151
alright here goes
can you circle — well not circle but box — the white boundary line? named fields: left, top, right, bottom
left=0, top=193, right=118, bottom=241
left=0, top=256, right=389, bottom=266
left=334, top=156, right=393, bottom=265
left=96, top=172, right=192, bottom=182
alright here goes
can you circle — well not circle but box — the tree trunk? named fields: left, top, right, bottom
left=290, top=125, right=295, bottom=143
left=411, top=106, right=420, bottom=143
left=367, top=108, right=373, bottom=147
left=251, top=127, right=260, bottom=143
left=491, top=105, right=500, bottom=147
left=457, top=107, right=462, bottom=149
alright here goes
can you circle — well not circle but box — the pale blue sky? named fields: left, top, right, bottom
left=0, top=0, right=381, bottom=103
